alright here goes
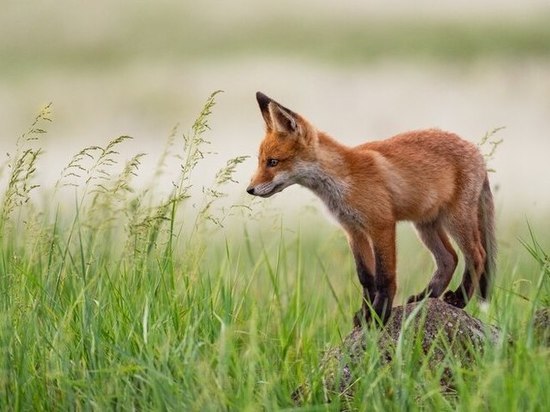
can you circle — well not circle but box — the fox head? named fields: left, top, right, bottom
left=247, top=92, right=317, bottom=197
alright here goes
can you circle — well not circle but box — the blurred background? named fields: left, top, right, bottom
left=1, top=0, right=549, bottom=218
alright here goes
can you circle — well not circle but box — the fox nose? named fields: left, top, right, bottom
left=246, top=186, right=255, bottom=195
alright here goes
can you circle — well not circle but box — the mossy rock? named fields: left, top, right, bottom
left=293, top=298, right=501, bottom=404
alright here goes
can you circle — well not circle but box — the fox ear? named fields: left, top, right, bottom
left=256, top=92, right=299, bottom=135
left=256, top=91, right=273, bottom=128
left=269, top=103, right=299, bottom=134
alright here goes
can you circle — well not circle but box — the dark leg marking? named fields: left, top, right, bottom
left=371, top=250, right=395, bottom=325
left=443, top=266, right=473, bottom=308
left=352, top=250, right=376, bottom=327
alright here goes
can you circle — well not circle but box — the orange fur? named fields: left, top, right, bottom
left=248, top=92, right=496, bottom=326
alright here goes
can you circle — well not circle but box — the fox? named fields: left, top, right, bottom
left=247, top=92, right=496, bottom=326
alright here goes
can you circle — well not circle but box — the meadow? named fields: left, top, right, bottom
left=0, top=93, right=548, bottom=411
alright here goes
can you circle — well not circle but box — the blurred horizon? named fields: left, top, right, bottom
left=1, top=0, right=549, bottom=218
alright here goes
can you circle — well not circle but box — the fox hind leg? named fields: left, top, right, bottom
left=443, top=212, right=486, bottom=308
left=407, top=220, right=458, bottom=303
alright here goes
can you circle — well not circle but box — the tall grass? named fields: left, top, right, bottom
left=0, top=94, right=548, bottom=410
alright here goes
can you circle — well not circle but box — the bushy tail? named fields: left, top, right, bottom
left=478, top=175, right=496, bottom=299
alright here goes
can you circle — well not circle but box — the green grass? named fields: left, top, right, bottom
left=0, top=95, right=548, bottom=410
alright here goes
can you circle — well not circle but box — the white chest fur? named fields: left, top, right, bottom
left=294, top=162, right=363, bottom=227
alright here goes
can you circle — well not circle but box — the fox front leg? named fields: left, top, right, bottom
left=351, top=257, right=376, bottom=327
left=368, top=225, right=397, bottom=325
left=348, top=230, right=380, bottom=327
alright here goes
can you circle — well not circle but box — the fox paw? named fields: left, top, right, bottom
left=353, top=308, right=372, bottom=328
left=407, top=293, right=428, bottom=304
left=443, top=290, right=467, bottom=308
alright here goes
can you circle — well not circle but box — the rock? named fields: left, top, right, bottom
left=292, top=298, right=501, bottom=404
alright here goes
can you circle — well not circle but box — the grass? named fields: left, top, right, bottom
left=0, top=94, right=549, bottom=410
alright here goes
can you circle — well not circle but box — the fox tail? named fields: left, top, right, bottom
left=478, top=175, right=496, bottom=300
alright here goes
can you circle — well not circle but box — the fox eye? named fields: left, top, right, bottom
left=267, top=158, right=279, bottom=168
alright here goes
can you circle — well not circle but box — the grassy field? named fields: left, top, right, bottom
left=2, top=5, right=550, bottom=75
left=0, top=94, right=548, bottom=410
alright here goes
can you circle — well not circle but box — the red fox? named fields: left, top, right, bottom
left=247, top=92, right=496, bottom=325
